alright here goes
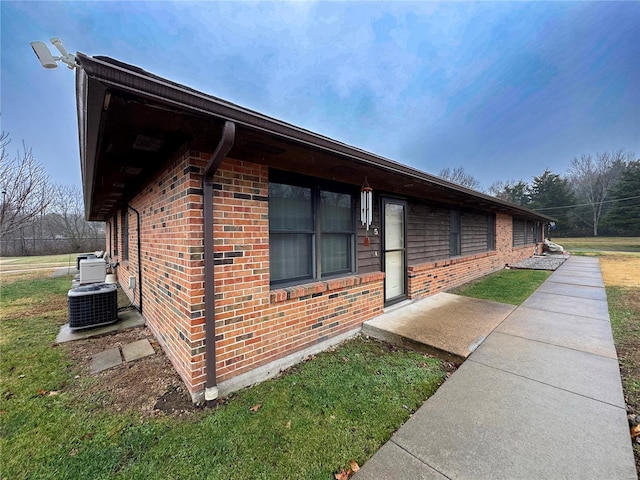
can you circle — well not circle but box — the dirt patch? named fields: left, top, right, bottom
left=63, top=326, right=202, bottom=418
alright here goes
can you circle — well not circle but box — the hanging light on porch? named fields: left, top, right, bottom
left=360, top=177, right=373, bottom=246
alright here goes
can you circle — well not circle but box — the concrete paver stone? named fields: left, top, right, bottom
left=545, top=273, right=604, bottom=288
left=470, top=332, right=625, bottom=407
left=521, top=291, right=610, bottom=321
left=122, top=339, right=155, bottom=362
left=536, top=281, right=607, bottom=300
left=496, top=306, right=617, bottom=358
left=353, top=442, right=447, bottom=480
left=90, top=348, right=123, bottom=374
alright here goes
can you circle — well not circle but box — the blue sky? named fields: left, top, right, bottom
left=2, top=1, right=639, bottom=191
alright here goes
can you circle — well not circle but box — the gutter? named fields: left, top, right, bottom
left=127, top=205, right=143, bottom=314
left=203, top=121, right=236, bottom=401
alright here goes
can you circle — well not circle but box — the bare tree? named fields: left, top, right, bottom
left=568, top=150, right=629, bottom=236
left=438, top=167, right=482, bottom=191
left=48, top=184, right=96, bottom=252
left=0, top=132, right=52, bottom=242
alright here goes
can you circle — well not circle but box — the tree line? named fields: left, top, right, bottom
left=440, top=150, right=639, bottom=238
left=0, top=132, right=105, bottom=256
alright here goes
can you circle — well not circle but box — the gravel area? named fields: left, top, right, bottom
left=508, top=254, right=570, bottom=271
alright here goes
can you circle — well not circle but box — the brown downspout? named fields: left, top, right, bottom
left=203, top=121, right=235, bottom=401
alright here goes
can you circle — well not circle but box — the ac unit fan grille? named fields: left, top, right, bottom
left=68, top=284, right=118, bottom=330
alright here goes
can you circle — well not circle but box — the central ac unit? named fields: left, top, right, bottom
left=79, top=258, right=106, bottom=284
left=68, top=283, right=118, bottom=330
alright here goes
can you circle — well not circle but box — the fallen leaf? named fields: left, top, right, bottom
left=68, top=448, right=78, bottom=457
left=285, top=420, right=291, bottom=429
left=342, top=357, right=349, bottom=362
left=334, top=469, right=349, bottom=480
left=632, top=424, right=640, bottom=438
left=249, top=403, right=262, bottom=412
left=349, top=460, right=360, bottom=473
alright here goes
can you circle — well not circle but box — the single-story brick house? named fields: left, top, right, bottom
left=75, top=53, right=552, bottom=402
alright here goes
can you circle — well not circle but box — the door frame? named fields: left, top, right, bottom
left=381, top=197, right=408, bottom=306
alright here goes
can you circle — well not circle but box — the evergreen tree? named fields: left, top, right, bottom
left=529, top=170, right=576, bottom=237
left=601, top=160, right=640, bottom=236
left=489, top=180, right=530, bottom=206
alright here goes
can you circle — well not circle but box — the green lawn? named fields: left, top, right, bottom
left=449, top=269, right=551, bottom=305
left=0, top=253, right=82, bottom=278
left=0, top=274, right=447, bottom=479
left=552, top=236, right=640, bottom=253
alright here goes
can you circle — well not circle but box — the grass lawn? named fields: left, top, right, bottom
left=553, top=236, right=640, bottom=253
left=0, top=253, right=80, bottom=268
left=0, top=273, right=447, bottom=479
left=449, top=269, right=551, bottom=305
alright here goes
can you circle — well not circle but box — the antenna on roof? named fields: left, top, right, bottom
left=30, top=37, right=78, bottom=70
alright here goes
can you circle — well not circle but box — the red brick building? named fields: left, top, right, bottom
left=76, top=54, right=550, bottom=402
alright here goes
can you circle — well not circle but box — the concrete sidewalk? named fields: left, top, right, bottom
left=356, top=256, right=637, bottom=480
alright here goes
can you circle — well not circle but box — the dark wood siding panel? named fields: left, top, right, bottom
left=406, top=201, right=449, bottom=265
left=461, top=212, right=488, bottom=255
left=513, top=219, right=526, bottom=246
left=357, top=194, right=381, bottom=274
left=525, top=220, right=536, bottom=244
left=534, top=222, right=544, bottom=243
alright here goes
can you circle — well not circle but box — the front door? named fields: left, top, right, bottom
left=383, top=198, right=407, bottom=304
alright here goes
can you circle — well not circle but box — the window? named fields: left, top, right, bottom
left=123, top=208, right=129, bottom=261
left=487, top=215, right=496, bottom=250
left=449, top=210, right=461, bottom=256
left=269, top=174, right=354, bottom=286
left=513, top=219, right=525, bottom=246
left=113, top=212, right=119, bottom=256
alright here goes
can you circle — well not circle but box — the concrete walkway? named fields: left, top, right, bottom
left=356, top=256, right=637, bottom=480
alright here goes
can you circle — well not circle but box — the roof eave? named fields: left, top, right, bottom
left=75, top=52, right=554, bottom=223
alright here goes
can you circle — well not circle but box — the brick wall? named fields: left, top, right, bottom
left=107, top=152, right=537, bottom=402
left=107, top=149, right=209, bottom=396
left=212, top=159, right=386, bottom=384
left=408, top=213, right=534, bottom=298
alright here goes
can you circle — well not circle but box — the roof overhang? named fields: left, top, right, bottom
left=75, top=53, right=554, bottom=223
